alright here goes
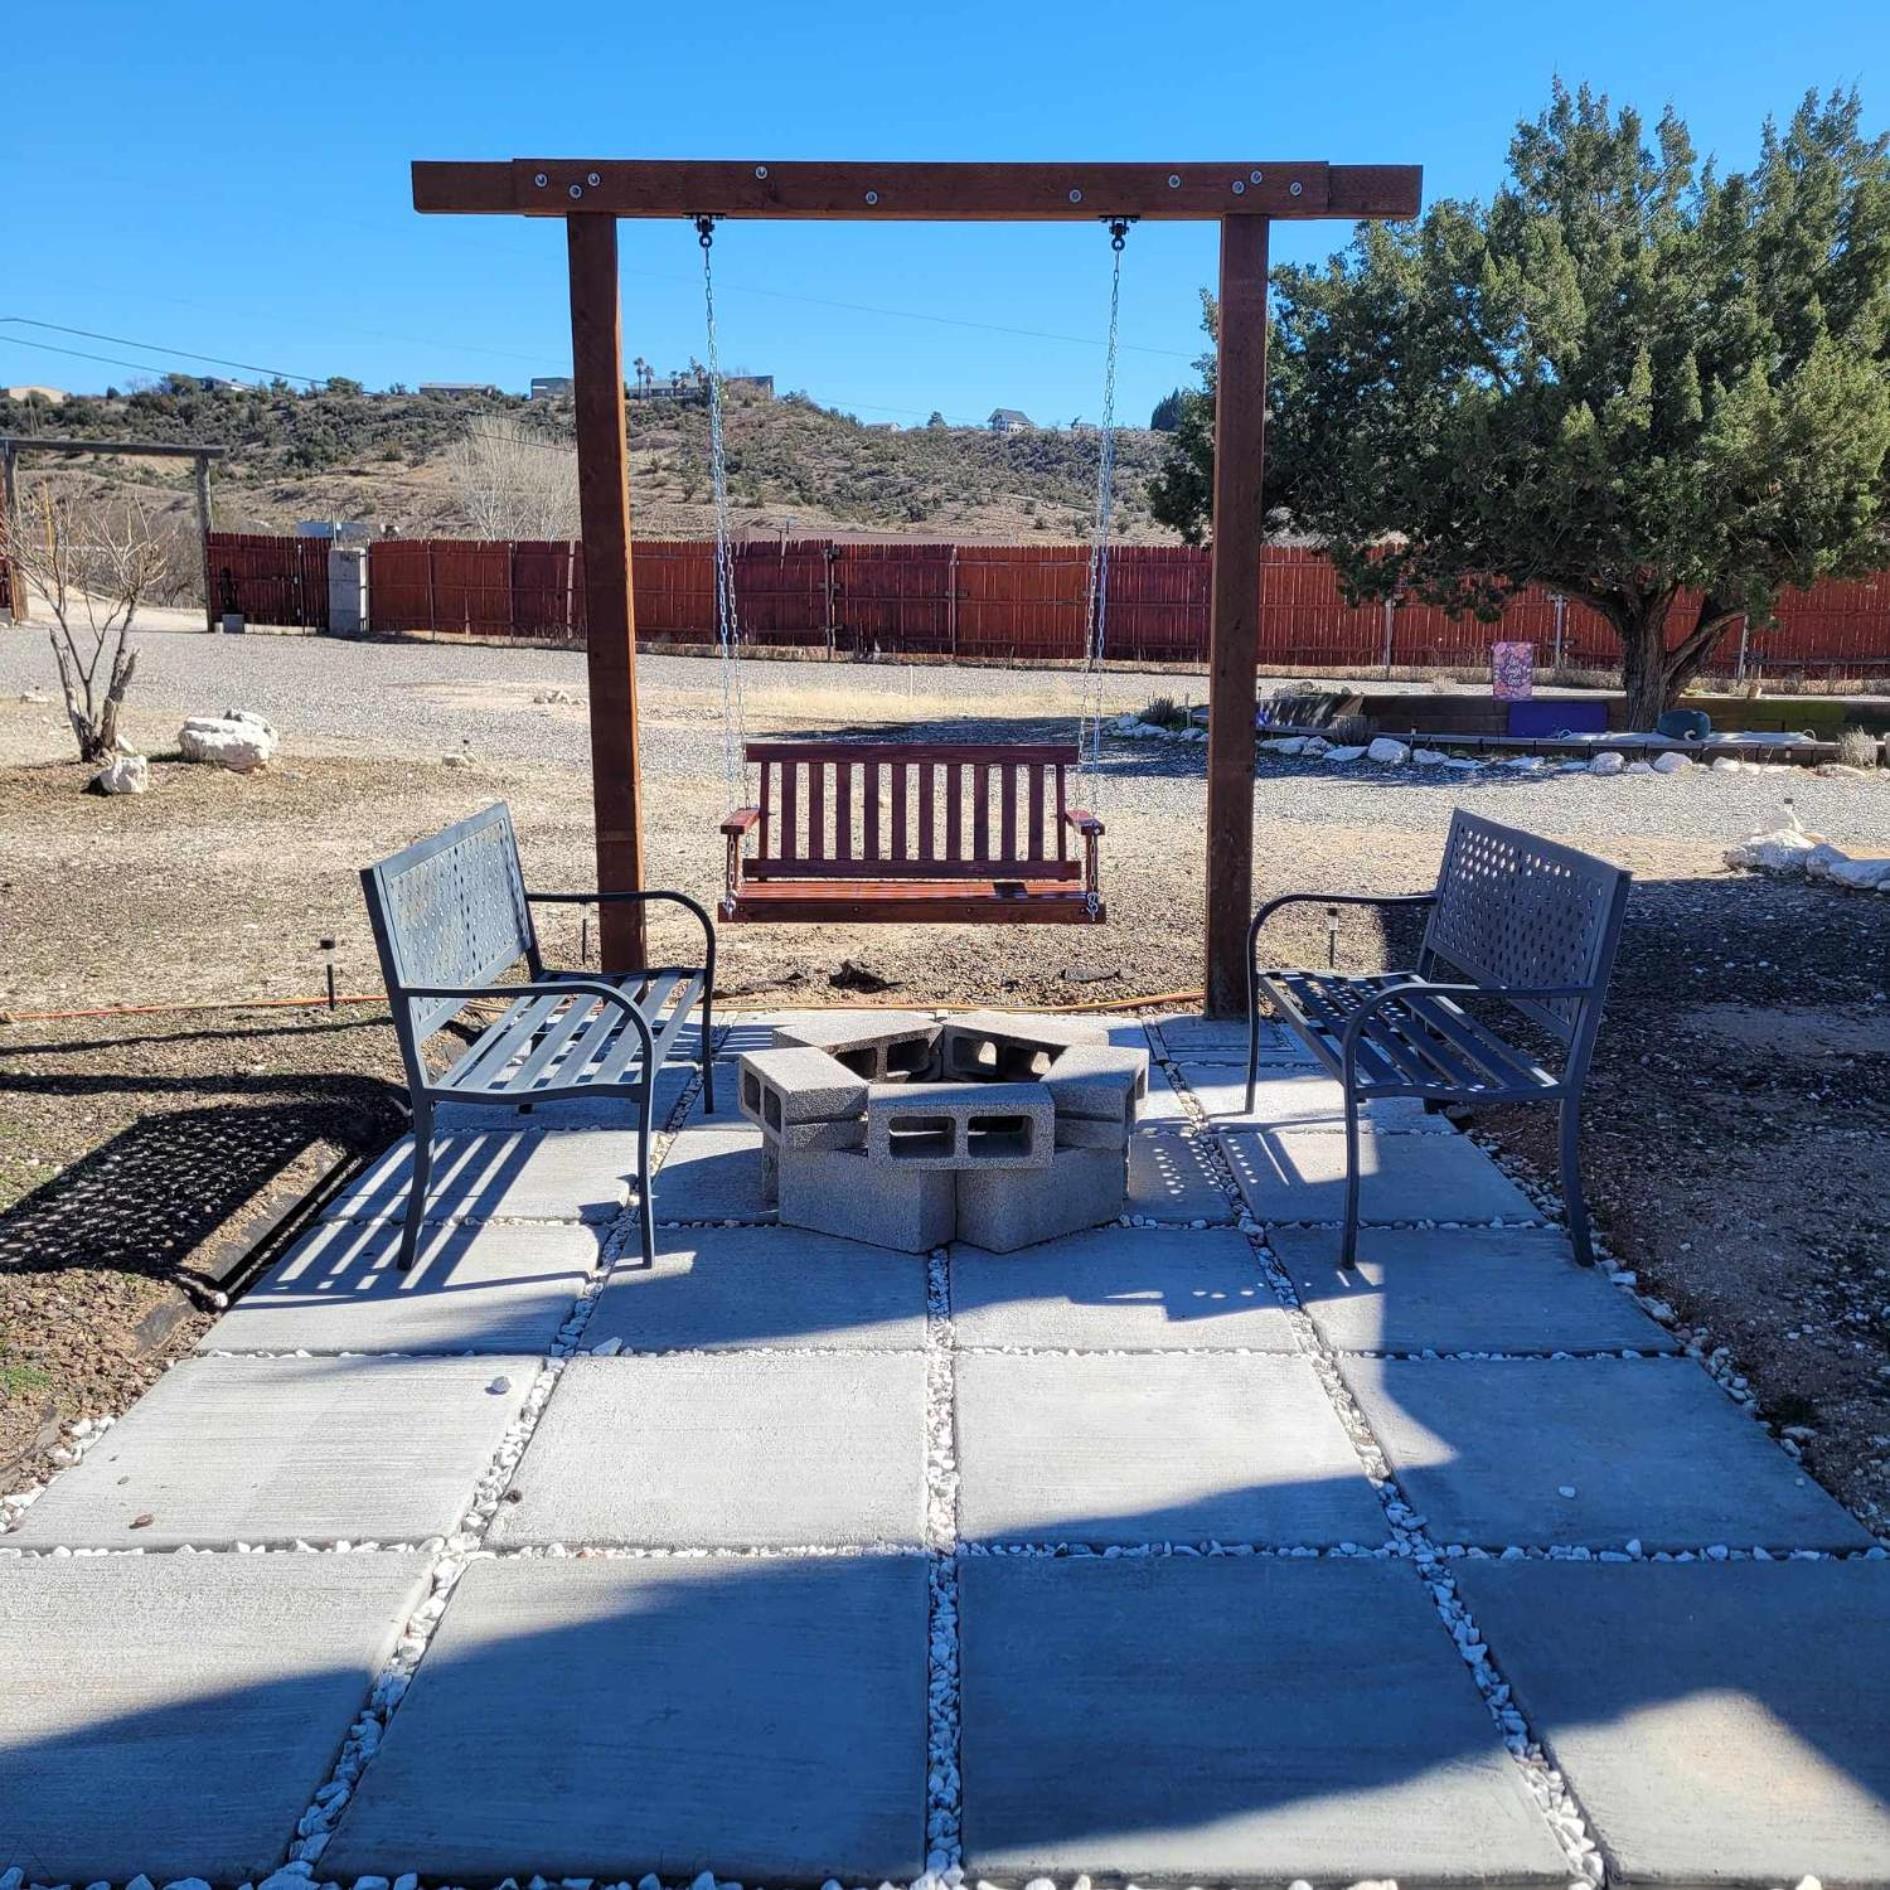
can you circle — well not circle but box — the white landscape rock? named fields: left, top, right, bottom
left=179, top=709, right=278, bottom=772
left=1261, top=735, right=1308, bottom=756
left=1587, top=751, right=1626, bottom=777
left=1322, top=744, right=1368, bottom=764
left=1366, top=736, right=1411, bottom=765
left=1651, top=751, right=1693, bottom=774
left=92, top=752, right=150, bottom=795
left=1823, top=856, right=1890, bottom=890
left=1411, top=748, right=1450, bottom=767
left=1710, top=755, right=1745, bottom=774
left=1625, top=759, right=1656, bottom=775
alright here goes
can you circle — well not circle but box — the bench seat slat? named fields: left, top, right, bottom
left=1261, top=970, right=1556, bottom=1097
left=446, top=990, right=567, bottom=1088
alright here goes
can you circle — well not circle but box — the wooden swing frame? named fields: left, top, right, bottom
left=411, top=156, right=1422, bottom=1009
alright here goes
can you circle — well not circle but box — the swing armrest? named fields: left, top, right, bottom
left=1063, top=808, right=1104, bottom=836
left=721, top=807, right=763, bottom=838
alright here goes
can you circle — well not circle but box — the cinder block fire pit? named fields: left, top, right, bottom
left=737, top=1010, right=1147, bottom=1253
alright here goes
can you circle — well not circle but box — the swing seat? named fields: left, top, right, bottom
left=721, top=742, right=1106, bottom=925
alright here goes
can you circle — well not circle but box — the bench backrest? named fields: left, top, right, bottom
left=361, top=802, right=536, bottom=1045
left=1420, top=812, right=1630, bottom=1048
left=742, top=742, right=1082, bottom=882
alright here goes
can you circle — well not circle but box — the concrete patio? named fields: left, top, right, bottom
left=3, top=1010, right=1887, bottom=1886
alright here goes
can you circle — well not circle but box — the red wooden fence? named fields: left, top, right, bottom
left=202, top=532, right=1890, bottom=676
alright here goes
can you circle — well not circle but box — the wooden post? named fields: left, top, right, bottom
left=567, top=214, right=648, bottom=970
left=194, top=454, right=215, bottom=632
left=1203, top=214, right=1270, bottom=1016
left=1, top=444, right=21, bottom=624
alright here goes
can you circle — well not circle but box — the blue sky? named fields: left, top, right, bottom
left=5, top=0, right=1886, bottom=429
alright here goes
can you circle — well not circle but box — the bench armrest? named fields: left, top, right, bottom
left=1063, top=807, right=1104, bottom=836
left=721, top=807, right=763, bottom=837
left=1247, top=889, right=1436, bottom=960
left=524, top=888, right=716, bottom=979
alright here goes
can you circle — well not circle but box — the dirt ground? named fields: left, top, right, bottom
left=2, top=659, right=1887, bottom=1529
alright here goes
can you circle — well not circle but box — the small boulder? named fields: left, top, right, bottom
left=1411, top=748, right=1449, bottom=767
left=1724, top=825, right=1822, bottom=873
left=1440, top=756, right=1481, bottom=771
left=1301, top=735, right=1331, bottom=755
left=1824, top=856, right=1890, bottom=890
left=1815, top=762, right=1871, bottom=779
left=1366, top=736, right=1410, bottom=765
left=91, top=752, right=150, bottom=795
left=1322, top=744, right=1368, bottom=764
left=1626, top=759, right=1656, bottom=775
left=1651, top=751, right=1692, bottom=774
left=1261, top=735, right=1307, bottom=756
left=1588, top=752, right=1626, bottom=776
left=1709, top=755, right=1744, bottom=774
left=180, top=710, right=278, bottom=772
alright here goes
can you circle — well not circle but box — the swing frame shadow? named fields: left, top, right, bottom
left=408, top=156, right=1424, bottom=1005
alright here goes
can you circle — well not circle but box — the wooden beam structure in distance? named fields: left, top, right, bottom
left=0, top=436, right=228, bottom=631
left=411, top=157, right=1423, bottom=997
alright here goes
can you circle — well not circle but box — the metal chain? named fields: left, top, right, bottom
left=1078, top=218, right=1131, bottom=798
left=697, top=215, right=748, bottom=805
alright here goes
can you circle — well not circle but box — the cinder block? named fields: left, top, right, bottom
left=737, top=1046, right=868, bottom=1132
left=939, top=1008, right=1108, bottom=1081
left=1054, top=1112, right=1131, bottom=1151
left=778, top=1146, right=956, bottom=1253
left=777, top=1115, right=867, bottom=1152
left=760, top=1139, right=779, bottom=1208
left=955, top=1145, right=1127, bottom=1254
left=773, top=1011, right=941, bottom=1081
left=866, top=1080, right=1053, bottom=1171
left=1042, top=1043, right=1149, bottom=1124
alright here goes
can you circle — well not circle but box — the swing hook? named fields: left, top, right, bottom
left=1105, top=216, right=1135, bottom=252
left=694, top=213, right=717, bottom=250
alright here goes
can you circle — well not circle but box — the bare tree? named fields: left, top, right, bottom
left=446, top=414, right=580, bottom=540
left=11, top=486, right=165, bottom=762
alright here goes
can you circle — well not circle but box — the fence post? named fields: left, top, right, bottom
left=1551, top=592, right=1566, bottom=670
left=1734, top=614, right=1750, bottom=683
left=1381, top=596, right=1395, bottom=676
left=948, top=544, right=959, bottom=662
left=824, top=542, right=837, bottom=659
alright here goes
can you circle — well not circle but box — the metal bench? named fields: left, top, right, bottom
left=720, top=741, right=1105, bottom=923
left=360, top=803, right=715, bottom=1272
left=1240, top=810, right=1630, bottom=1267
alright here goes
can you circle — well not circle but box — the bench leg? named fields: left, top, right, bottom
left=635, top=1078, right=656, bottom=1271
left=1243, top=958, right=1263, bottom=1116
left=1559, top=1097, right=1595, bottom=1267
left=1340, top=1085, right=1363, bottom=1271
left=700, top=976, right=716, bottom=1115
left=399, top=1102, right=434, bottom=1273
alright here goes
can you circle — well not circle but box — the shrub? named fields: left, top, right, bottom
left=1836, top=726, right=1882, bottom=768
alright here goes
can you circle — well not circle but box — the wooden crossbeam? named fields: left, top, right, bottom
left=413, top=159, right=1421, bottom=222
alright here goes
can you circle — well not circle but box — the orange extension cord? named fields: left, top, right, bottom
left=1, top=987, right=1207, bottom=1026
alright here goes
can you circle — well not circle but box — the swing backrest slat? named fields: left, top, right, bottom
left=742, top=743, right=1083, bottom=882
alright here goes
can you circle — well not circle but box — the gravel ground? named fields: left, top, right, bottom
left=2, top=625, right=1887, bottom=1525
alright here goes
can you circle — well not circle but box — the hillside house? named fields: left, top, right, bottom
left=987, top=408, right=1034, bottom=432
left=529, top=376, right=573, bottom=401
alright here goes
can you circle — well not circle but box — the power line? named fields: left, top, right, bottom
left=0, top=317, right=321, bottom=385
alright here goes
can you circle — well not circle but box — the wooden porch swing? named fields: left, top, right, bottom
left=702, top=215, right=1125, bottom=926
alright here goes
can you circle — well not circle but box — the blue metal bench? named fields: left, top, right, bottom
left=1240, top=810, right=1630, bottom=1267
left=360, top=803, right=715, bottom=1272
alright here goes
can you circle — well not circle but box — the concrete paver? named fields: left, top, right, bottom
left=1342, top=1357, right=1875, bottom=1549
left=585, top=1223, right=927, bottom=1352
left=1227, top=1125, right=1538, bottom=1225
left=959, top=1555, right=1570, bottom=1883
left=488, top=1353, right=926, bottom=1548
left=9, top=1356, right=533, bottom=1550
left=950, top=1225, right=1294, bottom=1351
left=1151, top=1015, right=1311, bottom=1064
left=325, top=1553, right=927, bottom=1882
left=1127, top=1130, right=1233, bottom=1222
left=1458, top=1560, right=1890, bottom=1885
left=649, top=1121, right=775, bottom=1223
left=1177, top=1059, right=1451, bottom=1131
left=199, top=1215, right=602, bottom=1356
left=1271, top=1225, right=1679, bottom=1355
left=0, top=1551, right=431, bottom=1881
left=955, top=1352, right=1386, bottom=1546
left=327, top=1129, right=635, bottom=1224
